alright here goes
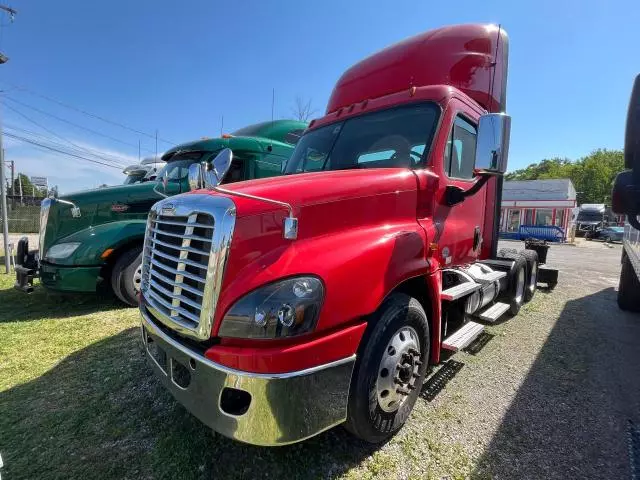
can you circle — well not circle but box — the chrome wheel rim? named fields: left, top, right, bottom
left=528, top=262, right=537, bottom=292
left=514, top=267, right=526, bottom=304
left=376, top=326, right=421, bottom=413
left=133, top=264, right=142, bottom=294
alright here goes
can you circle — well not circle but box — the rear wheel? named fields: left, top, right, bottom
left=110, top=246, right=143, bottom=307
left=345, top=293, right=430, bottom=443
left=618, top=249, right=640, bottom=312
left=499, top=255, right=527, bottom=315
left=519, top=249, right=539, bottom=302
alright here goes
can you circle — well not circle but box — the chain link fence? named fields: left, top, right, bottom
left=0, top=196, right=42, bottom=233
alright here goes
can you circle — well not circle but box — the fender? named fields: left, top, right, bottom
left=44, top=220, right=147, bottom=266
left=214, top=215, right=431, bottom=337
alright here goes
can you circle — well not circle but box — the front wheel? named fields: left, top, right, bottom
left=110, top=246, right=143, bottom=307
left=344, top=293, right=430, bottom=444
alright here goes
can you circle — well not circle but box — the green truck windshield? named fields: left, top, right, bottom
left=284, top=103, right=439, bottom=174
left=156, top=152, right=208, bottom=181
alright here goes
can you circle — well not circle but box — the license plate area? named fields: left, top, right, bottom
left=170, top=357, right=192, bottom=389
left=145, top=330, right=167, bottom=374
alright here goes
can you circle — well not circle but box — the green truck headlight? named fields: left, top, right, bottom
left=219, top=276, right=324, bottom=339
left=45, top=242, right=81, bottom=260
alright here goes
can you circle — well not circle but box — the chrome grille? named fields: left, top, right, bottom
left=39, top=198, right=52, bottom=259
left=140, top=194, right=236, bottom=341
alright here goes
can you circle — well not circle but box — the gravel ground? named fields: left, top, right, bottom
left=460, top=240, right=640, bottom=479
left=1, top=238, right=638, bottom=479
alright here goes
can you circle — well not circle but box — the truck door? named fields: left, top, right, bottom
left=425, top=101, right=487, bottom=267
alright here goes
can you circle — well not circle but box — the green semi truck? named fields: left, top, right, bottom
left=14, top=120, right=307, bottom=306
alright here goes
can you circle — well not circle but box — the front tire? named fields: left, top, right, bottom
left=618, top=249, right=640, bottom=312
left=345, top=293, right=430, bottom=444
left=110, top=246, right=143, bottom=307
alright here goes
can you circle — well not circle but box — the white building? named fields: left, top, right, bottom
left=500, top=179, right=577, bottom=241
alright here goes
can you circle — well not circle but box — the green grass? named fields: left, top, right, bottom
left=0, top=273, right=478, bottom=479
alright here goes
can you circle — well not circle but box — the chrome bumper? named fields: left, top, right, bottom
left=140, top=307, right=355, bottom=446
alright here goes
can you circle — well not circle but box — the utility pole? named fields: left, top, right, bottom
left=271, top=88, right=275, bottom=122
left=18, top=173, right=22, bottom=205
left=9, top=160, right=14, bottom=207
left=0, top=4, right=17, bottom=273
left=1, top=143, right=9, bottom=273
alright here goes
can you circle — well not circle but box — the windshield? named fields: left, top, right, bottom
left=577, top=211, right=605, bottom=221
left=284, top=103, right=439, bottom=174
left=123, top=175, right=144, bottom=185
left=155, top=152, right=207, bottom=182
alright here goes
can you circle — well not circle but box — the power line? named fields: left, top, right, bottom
left=1, top=81, right=176, bottom=145
left=2, top=100, right=131, bottom=166
left=3, top=131, right=124, bottom=170
left=4, top=125, right=130, bottom=168
left=2, top=95, right=159, bottom=154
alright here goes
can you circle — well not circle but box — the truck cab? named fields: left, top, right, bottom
left=14, top=120, right=307, bottom=306
left=122, top=156, right=165, bottom=184
left=138, top=24, right=554, bottom=446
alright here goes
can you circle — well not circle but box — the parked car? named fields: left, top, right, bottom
left=585, top=225, right=624, bottom=242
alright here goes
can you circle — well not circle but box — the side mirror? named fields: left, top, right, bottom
left=624, top=74, right=640, bottom=170
left=612, top=74, right=640, bottom=230
left=474, top=113, right=511, bottom=175
left=210, top=148, right=233, bottom=185
left=188, top=163, right=204, bottom=191
left=188, top=148, right=234, bottom=191
left=612, top=170, right=640, bottom=214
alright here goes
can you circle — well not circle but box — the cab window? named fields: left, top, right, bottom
left=444, top=116, right=477, bottom=179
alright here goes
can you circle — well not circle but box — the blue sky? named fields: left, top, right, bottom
left=0, top=0, right=638, bottom=193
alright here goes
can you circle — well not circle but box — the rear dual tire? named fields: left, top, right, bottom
left=498, top=249, right=537, bottom=311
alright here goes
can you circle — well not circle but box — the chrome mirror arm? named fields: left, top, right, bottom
left=56, top=198, right=81, bottom=218
left=212, top=186, right=298, bottom=240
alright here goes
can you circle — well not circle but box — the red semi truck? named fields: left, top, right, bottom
left=139, top=24, right=558, bottom=446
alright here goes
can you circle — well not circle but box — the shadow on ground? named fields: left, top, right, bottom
left=471, top=287, right=640, bottom=479
left=0, top=277, right=122, bottom=323
left=0, top=328, right=376, bottom=480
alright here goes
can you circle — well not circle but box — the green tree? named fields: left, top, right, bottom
left=9, top=174, right=46, bottom=198
left=505, top=149, right=624, bottom=204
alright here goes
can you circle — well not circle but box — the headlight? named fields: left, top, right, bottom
left=218, top=276, right=324, bottom=339
left=45, top=242, right=81, bottom=260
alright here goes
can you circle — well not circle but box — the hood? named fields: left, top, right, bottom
left=162, top=136, right=267, bottom=161
left=43, top=181, right=173, bottom=252
left=209, top=168, right=421, bottom=332
left=204, top=168, right=419, bottom=218
left=61, top=181, right=161, bottom=207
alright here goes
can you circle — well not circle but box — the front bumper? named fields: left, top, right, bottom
left=140, top=307, right=356, bottom=446
left=39, top=262, right=102, bottom=293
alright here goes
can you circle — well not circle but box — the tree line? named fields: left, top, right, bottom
left=505, top=149, right=624, bottom=205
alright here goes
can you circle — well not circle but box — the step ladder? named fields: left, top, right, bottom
left=441, top=281, right=480, bottom=301
left=442, top=321, right=484, bottom=351
left=474, top=302, right=510, bottom=323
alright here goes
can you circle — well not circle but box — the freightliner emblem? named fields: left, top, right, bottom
left=161, top=203, right=175, bottom=215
